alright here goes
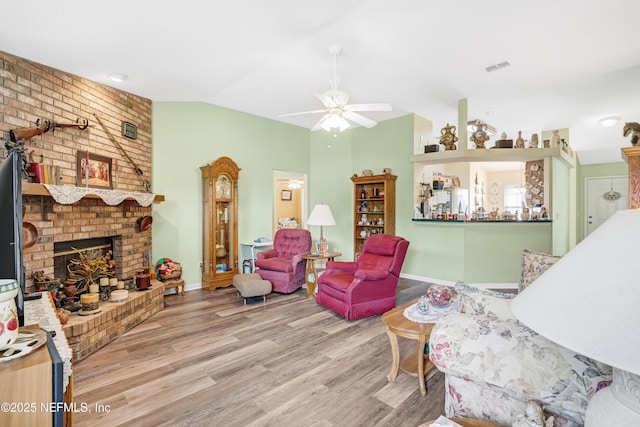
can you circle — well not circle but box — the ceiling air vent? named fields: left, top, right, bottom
left=485, top=61, right=511, bottom=73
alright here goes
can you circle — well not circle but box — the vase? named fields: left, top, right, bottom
left=63, top=284, right=77, bottom=297
left=439, top=123, right=458, bottom=151
left=470, top=122, right=489, bottom=149
left=515, top=130, right=525, bottom=148
left=0, top=279, right=19, bottom=350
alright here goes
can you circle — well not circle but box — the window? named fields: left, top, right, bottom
left=504, top=183, right=525, bottom=213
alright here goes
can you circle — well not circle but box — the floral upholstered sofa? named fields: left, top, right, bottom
left=428, top=250, right=612, bottom=427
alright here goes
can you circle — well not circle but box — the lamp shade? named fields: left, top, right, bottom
left=307, top=204, right=336, bottom=227
left=511, top=209, right=640, bottom=376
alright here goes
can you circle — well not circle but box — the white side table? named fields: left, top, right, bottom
left=241, top=240, right=273, bottom=272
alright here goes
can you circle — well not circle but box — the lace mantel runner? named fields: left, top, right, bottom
left=25, top=294, right=72, bottom=392
left=43, top=184, right=156, bottom=206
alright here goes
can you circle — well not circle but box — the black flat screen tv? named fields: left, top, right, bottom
left=0, top=150, right=25, bottom=326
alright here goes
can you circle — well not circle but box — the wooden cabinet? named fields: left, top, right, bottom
left=352, top=173, right=397, bottom=257
left=201, top=157, right=240, bottom=291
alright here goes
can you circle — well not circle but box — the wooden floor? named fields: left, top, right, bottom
left=73, top=278, right=446, bottom=427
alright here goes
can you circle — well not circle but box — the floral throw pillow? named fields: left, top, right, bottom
left=519, top=249, right=561, bottom=292
left=455, top=281, right=516, bottom=321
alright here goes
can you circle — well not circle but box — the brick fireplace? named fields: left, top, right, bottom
left=1, top=50, right=164, bottom=360
left=22, top=195, right=153, bottom=292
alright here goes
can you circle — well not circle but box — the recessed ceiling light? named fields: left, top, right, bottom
left=106, top=73, right=128, bottom=83
left=599, top=116, right=619, bottom=127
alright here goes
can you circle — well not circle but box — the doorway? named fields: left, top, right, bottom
left=585, top=176, right=628, bottom=236
left=273, top=171, right=307, bottom=236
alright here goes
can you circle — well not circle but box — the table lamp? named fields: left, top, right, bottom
left=307, top=204, right=336, bottom=256
left=511, top=209, right=640, bottom=426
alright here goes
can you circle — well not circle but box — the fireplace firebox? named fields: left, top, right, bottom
left=54, top=237, right=115, bottom=284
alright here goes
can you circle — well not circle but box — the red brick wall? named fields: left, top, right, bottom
left=1, top=51, right=154, bottom=291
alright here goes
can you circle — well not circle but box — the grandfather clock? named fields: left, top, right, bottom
left=201, top=157, right=240, bottom=291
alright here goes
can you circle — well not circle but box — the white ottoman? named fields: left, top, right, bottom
left=232, top=273, right=272, bottom=304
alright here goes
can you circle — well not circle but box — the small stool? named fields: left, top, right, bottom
left=163, top=279, right=185, bottom=296
left=233, top=273, right=272, bottom=304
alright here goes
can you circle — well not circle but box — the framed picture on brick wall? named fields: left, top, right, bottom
left=77, top=151, right=113, bottom=189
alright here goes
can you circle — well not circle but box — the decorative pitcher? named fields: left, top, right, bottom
left=0, top=279, right=19, bottom=350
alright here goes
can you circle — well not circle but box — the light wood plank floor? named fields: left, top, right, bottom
left=73, top=278, right=446, bottom=427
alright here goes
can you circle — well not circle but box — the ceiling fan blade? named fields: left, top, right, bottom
left=344, top=103, right=392, bottom=112
left=342, top=111, right=378, bottom=128
left=311, top=114, right=330, bottom=131
left=278, top=109, right=327, bottom=118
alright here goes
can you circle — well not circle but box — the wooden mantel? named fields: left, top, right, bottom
left=622, top=146, right=640, bottom=209
left=22, top=182, right=165, bottom=203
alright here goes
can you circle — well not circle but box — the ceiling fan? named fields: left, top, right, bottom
left=279, top=46, right=392, bottom=132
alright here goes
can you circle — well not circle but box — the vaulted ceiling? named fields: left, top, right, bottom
left=2, top=0, right=639, bottom=164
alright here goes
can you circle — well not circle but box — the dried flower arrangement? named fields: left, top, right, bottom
left=66, top=248, right=115, bottom=294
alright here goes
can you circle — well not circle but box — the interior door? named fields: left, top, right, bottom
left=585, top=176, right=628, bottom=236
left=272, top=172, right=307, bottom=236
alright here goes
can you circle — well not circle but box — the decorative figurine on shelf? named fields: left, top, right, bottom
left=515, top=130, right=525, bottom=148
left=439, top=123, right=458, bottom=150
left=541, top=205, right=549, bottom=219
left=360, top=200, right=369, bottom=213
left=419, top=182, right=432, bottom=199
left=530, top=133, right=539, bottom=148
left=623, top=122, right=640, bottom=146
left=551, top=130, right=561, bottom=147
left=470, top=121, right=490, bottom=149
left=521, top=202, right=531, bottom=221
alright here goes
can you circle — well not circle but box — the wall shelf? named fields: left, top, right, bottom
left=411, top=146, right=576, bottom=168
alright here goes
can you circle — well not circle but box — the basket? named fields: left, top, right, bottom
left=158, top=261, right=182, bottom=281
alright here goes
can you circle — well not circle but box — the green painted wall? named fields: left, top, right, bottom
left=551, top=157, right=572, bottom=255
left=152, top=102, right=310, bottom=286
left=352, top=115, right=415, bottom=258
left=151, top=101, right=625, bottom=289
left=308, top=129, right=353, bottom=256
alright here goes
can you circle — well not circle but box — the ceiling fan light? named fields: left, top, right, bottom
left=338, top=116, right=350, bottom=131
left=320, top=113, right=350, bottom=132
left=319, top=116, right=333, bottom=132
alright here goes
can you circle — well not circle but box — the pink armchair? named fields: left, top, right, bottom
left=316, top=234, right=410, bottom=320
left=255, top=228, right=312, bottom=293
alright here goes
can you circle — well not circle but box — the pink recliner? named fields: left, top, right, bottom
left=255, top=228, right=312, bottom=294
left=316, top=234, right=410, bottom=320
